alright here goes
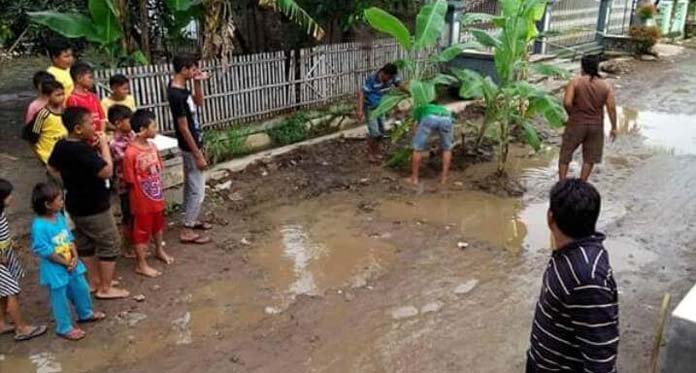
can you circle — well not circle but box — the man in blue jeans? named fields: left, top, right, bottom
left=167, top=55, right=212, bottom=245
left=407, top=103, right=454, bottom=186
left=356, top=63, right=405, bottom=163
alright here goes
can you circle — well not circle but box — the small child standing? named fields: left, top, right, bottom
left=0, top=179, right=47, bottom=342
left=123, top=109, right=173, bottom=277
left=67, top=62, right=106, bottom=132
left=108, top=105, right=136, bottom=258
left=25, top=71, right=56, bottom=125
left=30, top=183, right=106, bottom=340
left=102, top=74, right=136, bottom=115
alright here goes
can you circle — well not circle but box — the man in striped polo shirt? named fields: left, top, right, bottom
left=527, top=179, right=619, bottom=372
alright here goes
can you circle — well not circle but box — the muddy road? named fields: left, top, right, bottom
left=2, top=44, right=696, bottom=373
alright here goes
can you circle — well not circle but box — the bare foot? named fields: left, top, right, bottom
left=403, top=177, right=419, bottom=185
left=135, top=265, right=162, bottom=278
left=156, top=250, right=174, bottom=265
left=95, top=288, right=130, bottom=300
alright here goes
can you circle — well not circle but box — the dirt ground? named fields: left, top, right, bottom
left=2, top=44, right=696, bottom=373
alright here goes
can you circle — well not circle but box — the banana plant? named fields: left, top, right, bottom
left=259, top=0, right=326, bottom=40
left=363, top=0, right=480, bottom=153
left=28, top=0, right=148, bottom=67
left=456, top=0, right=569, bottom=174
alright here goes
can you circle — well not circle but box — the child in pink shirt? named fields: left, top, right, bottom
left=25, top=71, right=56, bottom=125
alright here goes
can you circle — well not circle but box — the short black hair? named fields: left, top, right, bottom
left=172, top=55, right=198, bottom=73
left=0, top=178, right=13, bottom=215
left=108, top=104, right=133, bottom=124
left=47, top=39, right=72, bottom=59
left=109, top=74, right=129, bottom=88
left=62, top=106, right=91, bottom=133
left=31, top=182, right=61, bottom=215
left=41, top=80, right=64, bottom=96
left=33, top=71, right=55, bottom=90
left=550, top=179, right=601, bottom=239
left=70, top=61, right=93, bottom=81
left=380, top=63, right=398, bottom=77
left=131, top=109, right=156, bottom=133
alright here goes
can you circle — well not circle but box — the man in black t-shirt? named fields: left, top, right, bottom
left=167, top=55, right=212, bottom=245
left=48, top=107, right=130, bottom=300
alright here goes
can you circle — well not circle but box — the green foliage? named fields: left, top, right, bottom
left=204, top=127, right=251, bottom=164
left=267, top=112, right=309, bottom=145
left=28, top=0, right=148, bottom=68
left=629, top=26, right=661, bottom=55
left=364, top=7, right=413, bottom=50
left=260, top=0, right=325, bottom=40
left=457, top=0, right=567, bottom=173
left=637, top=4, right=657, bottom=21
left=414, top=0, right=448, bottom=49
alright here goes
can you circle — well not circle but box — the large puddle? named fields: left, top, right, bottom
left=613, top=107, right=696, bottom=155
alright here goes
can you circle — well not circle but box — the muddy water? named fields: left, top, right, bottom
left=613, top=107, right=696, bottom=155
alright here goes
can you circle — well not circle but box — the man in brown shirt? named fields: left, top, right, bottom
left=559, top=55, right=618, bottom=182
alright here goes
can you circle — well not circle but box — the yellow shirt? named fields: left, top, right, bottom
left=101, top=95, right=136, bottom=115
left=47, top=66, right=74, bottom=99
left=31, top=108, right=68, bottom=164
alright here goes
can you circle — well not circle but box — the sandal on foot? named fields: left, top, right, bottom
left=59, top=328, right=85, bottom=341
left=14, top=325, right=47, bottom=341
left=180, top=234, right=211, bottom=245
left=0, top=325, right=15, bottom=335
left=188, top=222, right=212, bottom=231
left=78, top=311, right=106, bottom=324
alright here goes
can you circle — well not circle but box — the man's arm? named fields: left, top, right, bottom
left=606, top=85, right=618, bottom=140
left=569, top=284, right=620, bottom=372
left=192, top=80, right=204, bottom=107
left=96, top=133, right=114, bottom=179
left=177, top=117, right=207, bottom=169
left=356, top=89, right=365, bottom=121
left=563, top=78, right=576, bottom=112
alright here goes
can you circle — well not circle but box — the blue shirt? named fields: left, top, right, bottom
left=31, top=213, right=86, bottom=289
left=362, top=73, right=402, bottom=109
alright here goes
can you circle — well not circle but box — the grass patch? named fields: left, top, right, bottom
left=204, top=126, right=252, bottom=164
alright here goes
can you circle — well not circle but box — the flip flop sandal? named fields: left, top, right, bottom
left=14, top=325, right=48, bottom=341
left=78, top=311, right=107, bottom=324
left=180, top=234, right=212, bottom=245
left=58, top=328, right=85, bottom=341
left=0, top=325, right=15, bottom=335
left=189, top=222, right=213, bottom=231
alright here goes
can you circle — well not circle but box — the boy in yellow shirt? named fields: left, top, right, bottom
left=24, top=81, right=68, bottom=165
left=46, top=40, right=74, bottom=100
left=102, top=74, right=136, bottom=114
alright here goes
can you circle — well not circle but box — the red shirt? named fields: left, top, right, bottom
left=123, top=141, right=165, bottom=214
left=66, top=91, right=106, bottom=132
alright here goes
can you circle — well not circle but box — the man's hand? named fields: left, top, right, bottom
left=356, top=109, right=365, bottom=122
left=68, top=257, right=77, bottom=272
left=96, top=132, right=108, bottom=147
left=195, top=151, right=208, bottom=170
left=610, top=129, right=618, bottom=142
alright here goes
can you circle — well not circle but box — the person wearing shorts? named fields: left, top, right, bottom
left=560, top=54, right=618, bottom=182
left=47, top=107, right=129, bottom=300
left=123, top=109, right=173, bottom=278
left=356, top=63, right=406, bottom=163
left=407, top=104, right=454, bottom=186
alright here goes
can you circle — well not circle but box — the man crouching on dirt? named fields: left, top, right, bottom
left=356, top=63, right=406, bottom=163
left=526, top=179, right=619, bottom=372
left=406, top=103, right=454, bottom=186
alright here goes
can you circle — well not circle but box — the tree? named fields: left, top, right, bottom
left=455, top=0, right=568, bottom=173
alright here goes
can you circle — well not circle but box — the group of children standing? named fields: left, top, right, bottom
left=0, top=41, right=192, bottom=342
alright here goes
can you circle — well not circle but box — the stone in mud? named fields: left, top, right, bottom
left=171, top=312, right=192, bottom=345
left=421, top=301, right=444, bottom=314
left=215, top=180, right=232, bottom=191
left=640, top=54, right=658, bottom=61
left=116, top=311, right=147, bottom=327
left=454, top=279, right=479, bottom=295
left=133, top=294, right=146, bottom=302
left=391, top=306, right=419, bottom=320
left=265, top=306, right=282, bottom=315
left=209, top=169, right=230, bottom=181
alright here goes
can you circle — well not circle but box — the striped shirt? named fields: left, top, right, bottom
left=527, top=233, right=619, bottom=372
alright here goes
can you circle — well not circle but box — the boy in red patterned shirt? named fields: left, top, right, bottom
left=67, top=62, right=106, bottom=133
left=122, top=109, right=173, bottom=277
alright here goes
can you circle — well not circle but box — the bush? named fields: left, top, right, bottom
left=629, top=26, right=660, bottom=55
left=637, top=4, right=657, bottom=21
left=203, top=127, right=250, bottom=164
left=267, top=112, right=309, bottom=145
